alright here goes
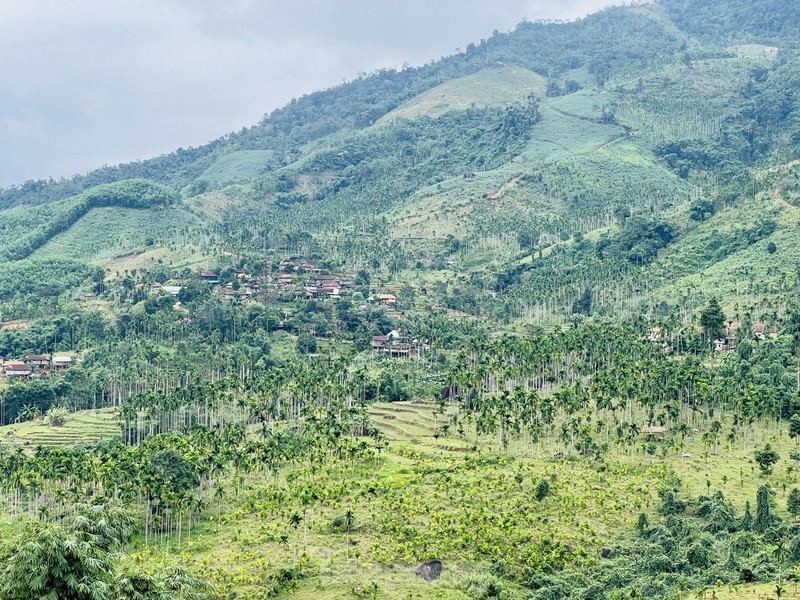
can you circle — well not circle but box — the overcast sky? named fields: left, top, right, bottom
left=0, top=0, right=616, bottom=187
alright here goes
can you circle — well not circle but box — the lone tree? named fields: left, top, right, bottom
left=755, top=485, right=775, bottom=532
left=790, top=414, right=800, bottom=444
left=296, top=334, right=318, bottom=355
left=534, top=479, right=551, bottom=501
left=788, top=487, right=800, bottom=521
left=755, top=443, right=780, bottom=476
left=572, top=288, right=593, bottom=316
left=700, top=298, right=726, bottom=343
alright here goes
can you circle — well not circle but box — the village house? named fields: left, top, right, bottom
left=200, top=271, right=219, bottom=283
left=52, top=356, right=74, bottom=372
left=371, top=334, right=390, bottom=351
left=73, top=292, right=97, bottom=301
left=377, top=294, right=397, bottom=307
left=162, top=285, right=182, bottom=297
left=4, top=361, right=31, bottom=377
left=371, top=330, right=428, bottom=358
left=714, top=322, right=740, bottom=352
left=753, top=323, right=778, bottom=341
left=24, top=354, right=50, bottom=369
left=294, top=260, right=322, bottom=273
left=641, top=426, right=667, bottom=438
left=644, top=327, right=671, bottom=352
left=276, top=275, right=296, bottom=292
left=305, top=274, right=342, bottom=299
left=215, top=284, right=254, bottom=302
left=278, top=284, right=303, bottom=296
left=312, top=275, right=339, bottom=287
left=306, top=286, right=340, bottom=300
left=280, top=259, right=322, bottom=274
left=371, top=330, right=402, bottom=355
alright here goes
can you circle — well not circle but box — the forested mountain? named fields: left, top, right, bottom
left=3, top=1, right=800, bottom=598
left=1, top=0, right=798, bottom=326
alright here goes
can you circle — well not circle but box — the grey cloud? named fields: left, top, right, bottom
left=0, top=0, right=615, bottom=187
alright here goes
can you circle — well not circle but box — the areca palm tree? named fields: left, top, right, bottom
left=343, top=508, right=356, bottom=555
left=289, top=513, right=303, bottom=565
left=774, top=539, right=789, bottom=586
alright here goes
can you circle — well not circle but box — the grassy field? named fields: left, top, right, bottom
left=100, top=246, right=212, bottom=276
left=653, top=186, right=800, bottom=308
left=729, top=44, right=779, bottom=61
left=197, top=150, right=274, bottom=187
left=128, top=400, right=657, bottom=598
left=31, top=206, right=201, bottom=263
left=546, top=88, right=619, bottom=122
left=378, top=65, right=547, bottom=124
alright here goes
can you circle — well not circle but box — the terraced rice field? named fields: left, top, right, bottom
left=0, top=409, right=121, bottom=449
left=0, top=402, right=453, bottom=453
left=368, top=400, right=473, bottom=454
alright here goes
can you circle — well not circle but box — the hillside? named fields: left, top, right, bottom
left=3, top=1, right=800, bottom=599
left=0, top=0, right=793, bottom=323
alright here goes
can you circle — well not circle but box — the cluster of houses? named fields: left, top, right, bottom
left=275, top=272, right=349, bottom=299
left=714, top=321, right=778, bottom=352
left=131, top=271, right=263, bottom=304
left=274, top=260, right=350, bottom=299
left=647, top=321, right=780, bottom=353
left=213, top=272, right=261, bottom=302
left=0, top=354, right=76, bottom=379
left=371, top=330, right=429, bottom=358
left=272, top=259, right=399, bottom=306
left=73, top=259, right=401, bottom=310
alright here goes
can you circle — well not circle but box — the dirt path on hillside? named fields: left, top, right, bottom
left=774, top=185, right=799, bottom=212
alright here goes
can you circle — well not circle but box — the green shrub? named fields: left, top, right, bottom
left=44, top=406, right=69, bottom=427
left=534, top=479, right=551, bottom=501
left=462, top=572, right=520, bottom=599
